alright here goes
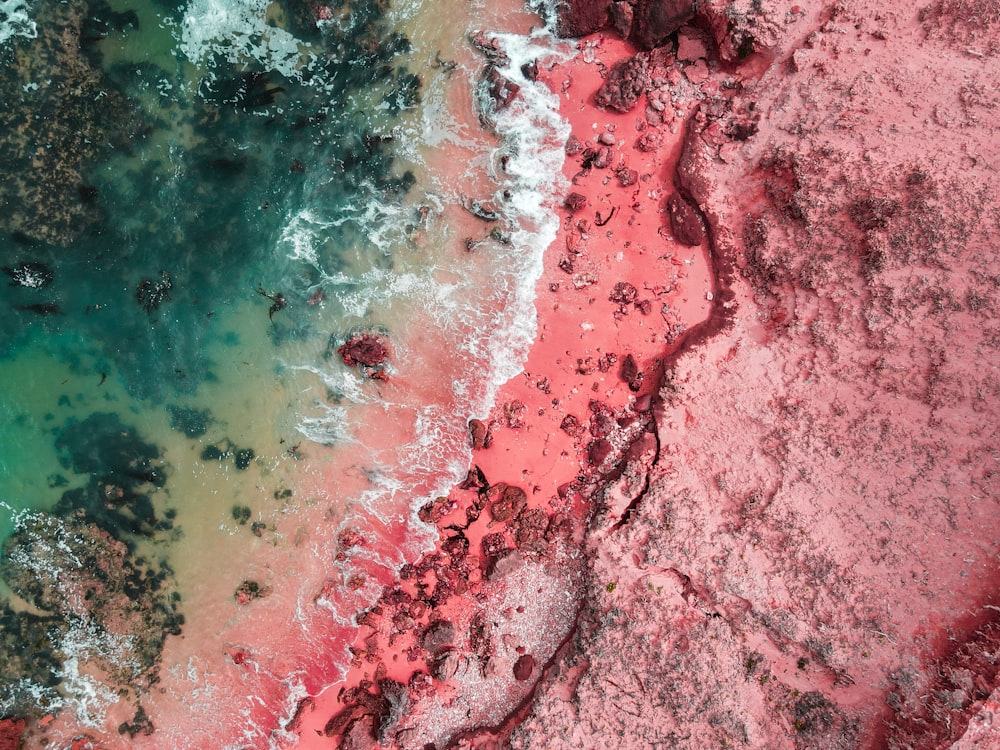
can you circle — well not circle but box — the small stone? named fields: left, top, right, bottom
left=513, top=653, right=536, bottom=681
left=564, top=192, right=588, bottom=212
left=616, top=166, right=638, bottom=187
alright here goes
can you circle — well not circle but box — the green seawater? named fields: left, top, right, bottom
left=0, top=0, right=419, bottom=543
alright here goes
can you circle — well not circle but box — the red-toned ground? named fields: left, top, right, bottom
left=295, top=0, right=1000, bottom=747
left=291, top=31, right=716, bottom=750
left=514, top=1, right=1000, bottom=749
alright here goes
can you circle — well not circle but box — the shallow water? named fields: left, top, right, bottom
left=0, top=0, right=571, bottom=745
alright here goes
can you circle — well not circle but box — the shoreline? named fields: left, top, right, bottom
left=290, top=25, right=716, bottom=750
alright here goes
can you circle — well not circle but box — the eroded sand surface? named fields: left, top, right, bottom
left=516, top=1, right=1000, bottom=748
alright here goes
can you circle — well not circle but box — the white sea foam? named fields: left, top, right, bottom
left=280, top=7, right=574, bottom=533
left=178, top=0, right=309, bottom=80
left=0, top=0, right=36, bottom=47
left=3, top=0, right=576, bottom=745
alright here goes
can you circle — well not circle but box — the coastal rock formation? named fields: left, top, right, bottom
left=556, top=0, right=694, bottom=49
left=0, top=512, right=182, bottom=727
left=337, top=333, right=391, bottom=380
left=288, top=0, right=999, bottom=747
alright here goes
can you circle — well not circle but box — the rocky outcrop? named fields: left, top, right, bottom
left=555, top=0, right=614, bottom=38
left=336, top=332, right=391, bottom=380
left=556, top=0, right=694, bottom=49
left=1, top=513, right=182, bottom=688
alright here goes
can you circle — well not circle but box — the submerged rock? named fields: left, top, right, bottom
left=3, top=261, right=53, bottom=289
left=336, top=332, right=390, bottom=380
left=53, top=412, right=168, bottom=538
left=0, top=512, right=182, bottom=708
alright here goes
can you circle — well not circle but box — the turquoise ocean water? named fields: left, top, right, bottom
left=0, top=0, right=570, bottom=745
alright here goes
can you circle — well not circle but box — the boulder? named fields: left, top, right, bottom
left=555, top=0, right=613, bottom=37
left=666, top=192, right=706, bottom=246
left=556, top=0, right=694, bottom=50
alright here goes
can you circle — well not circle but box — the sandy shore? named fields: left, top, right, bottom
left=287, top=0, right=1000, bottom=745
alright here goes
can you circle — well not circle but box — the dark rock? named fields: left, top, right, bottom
left=468, top=31, right=509, bottom=65
left=610, top=281, right=638, bottom=305
left=488, top=483, right=527, bottom=523
left=417, top=496, right=451, bottom=524
left=118, top=705, right=154, bottom=738
left=375, top=679, right=408, bottom=742
left=3, top=261, right=53, bottom=288
left=421, top=620, right=456, bottom=652
left=620, top=353, right=644, bottom=391
left=610, top=1, right=634, bottom=37
left=555, top=0, right=613, bottom=37
left=430, top=649, right=460, bottom=681
left=235, top=579, right=270, bottom=605
left=441, top=532, right=469, bottom=561
left=514, top=508, right=550, bottom=552
left=629, top=0, right=694, bottom=49
left=564, top=192, right=588, bottom=212
left=484, top=66, right=521, bottom=110
left=428, top=579, right=452, bottom=608
left=588, top=400, right=618, bottom=438
left=593, top=146, right=613, bottom=169
left=588, top=438, right=614, bottom=466
left=513, top=653, right=536, bottom=681
left=636, top=129, right=663, bottom=152
left=521, top=59, right=539, bottom=81
left=560, top=413, right=585, bottom=438
left=167, top=405, right=211, bottom=438
left=337, top=333, right=390, bottom=379
left=469, top=418, right=493, bottom=449
left=17, top=302, right=61, bottom=316
left=666, top=192, right=706, bottom=246
left=234, top=448, right=255, bottom=470
left=616, top=166, right=639, bottom=186
left=565, top=134, right=584, bottom=155
left=135, top=271, right=173, bottom=314
left=465, top=198, right=501, bottom=221
left=481, top=532, right=508, bottom=561
left=595, top=53, right=650, bottom=113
